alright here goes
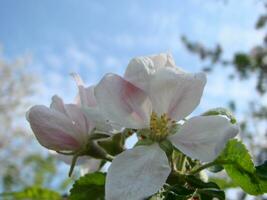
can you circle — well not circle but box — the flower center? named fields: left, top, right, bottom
left=149, top=112, right=176, bottom=141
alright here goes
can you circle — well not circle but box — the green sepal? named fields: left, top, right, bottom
left=89, top=132, right=111, bottom=140
left=159, top=139, right=174, bottom=157
left=86, top=141, right=108, bottom=159
left=97, top=133, right=124, bottom=156
left=202, top=107, right=236, bottom=124
left=135, top=138, right=154, bottom=147
left=136, top=129, right=151, bottom=139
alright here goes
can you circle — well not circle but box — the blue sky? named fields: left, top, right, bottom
left=0, top=0, right=264, bottom=115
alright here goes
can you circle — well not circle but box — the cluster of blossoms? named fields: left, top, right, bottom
left=26, top=53, right=239, bottom=200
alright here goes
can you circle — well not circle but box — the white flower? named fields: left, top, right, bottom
left=94, top=53, right=239, bottom=200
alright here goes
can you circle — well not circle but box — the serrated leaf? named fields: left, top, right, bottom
left=217, top=139, right=267, bottom=195
left=70, top=172, right=105, bottom=200
left=0, top=187, right=61, bottom=200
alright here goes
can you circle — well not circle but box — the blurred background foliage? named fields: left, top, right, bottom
left=181, top=1, right=267, bottom=199
left=0, top=49, right=74, bottom=199
left=0, top=0, right=267, bottom=200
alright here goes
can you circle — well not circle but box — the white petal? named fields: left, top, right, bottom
left=83, top=106, right=114, bottom=133
left=71, top=73, right=97, bottom=107
left=149, top=53, right=177, bottom=69
left=94, top=73, right=152, bottom=129
left=124, top=53, right=184, bottom=92
left=106, top=144, right=171, bottom=200
left=149, top=68, right=206, bottom=120
left=80, top=158, right=101, bottom=175
left=169, top=116, right=239, bottom=162
left=78, top=86, right=97, bottom=107
left=124, top=56, right=151, bottom=92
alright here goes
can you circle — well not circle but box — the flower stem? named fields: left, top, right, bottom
left=68, top=155, right=79, bottom=177
left=104, top=154, right=114, bottom=162
left=189, top=161, right=218, bottom=175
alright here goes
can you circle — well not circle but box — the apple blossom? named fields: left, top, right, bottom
left=27, top=95, right=95, bottom=152
left=93, top=53, right=239, bottom=200
left=26, top=95, right=107, bottom=176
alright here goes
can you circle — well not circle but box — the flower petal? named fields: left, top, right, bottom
left=94, top=73, right=152, bottom=129
left=80, top=158, right=101, bottom=175
left=51, top=95, right=94, bottom=138
left=106, top=144, right=171, bottom=200
left=124, top=53, right=183, bottom=92
left=72, top=73, right=97, bottom=107
left=27, top=105, right=84, bottom=151
left=83, top=106, right=114, bottom=133
left=149, top=68, right=206, bottom=120
left=65, top=104, right=95, bottom=138
left=50, top=95, right=68, bottom=115
left=169, top=116, right=239, bottom=162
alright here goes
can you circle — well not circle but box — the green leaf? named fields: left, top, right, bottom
left=208, top=178, right=237, bottom=189
left=185, top=175, right=220, bottom=189
left=0, top=187, right=61, bottom=200
left=208, top=165, right=224, bottom=173
left=217, top=139, right=267, bottom=195
left=256, top=160, right=267, bottom=180
left=163, top=184, right=194, bottom=200
left=201, top=107, right=236, bottom=124
left=69, top=172, right=106, bottom=200
left=198, top=188, right=225, bottom=200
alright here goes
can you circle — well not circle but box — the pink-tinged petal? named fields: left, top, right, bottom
left=78, top=86, right=97, bottom=107
left=148, top=68, right=206, bottom=120
left=27, top=105, right=84, bottom=151
left=64, top=104, right=95, bottom=139
left=50, top=95, right=68, bottom=115
left=169, top=116, right=239, bottom=162
left=72, top=73, right=97, bottom=107
left=50, top=95, right=95, bottom=138
left=95, top=74, right=152, bottom=129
